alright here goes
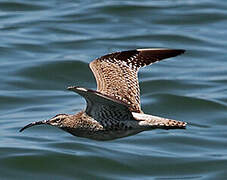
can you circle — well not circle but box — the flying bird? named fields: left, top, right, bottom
left=20, top=48, right=187, bottom=140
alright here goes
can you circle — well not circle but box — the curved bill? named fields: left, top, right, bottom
left=19, top=120, right=49, bottom=132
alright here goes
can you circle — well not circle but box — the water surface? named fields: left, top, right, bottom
left=1, top=0, right=227, bottom=179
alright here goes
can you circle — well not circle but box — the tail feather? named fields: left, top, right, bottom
left=132, top=112, right=186, bottom=129
left=152, top=119, right=186, bottom=129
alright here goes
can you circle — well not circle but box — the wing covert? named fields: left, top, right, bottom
left=68, top=86, right=134, bottom=123
left=89, top=48, right=185, bottom=113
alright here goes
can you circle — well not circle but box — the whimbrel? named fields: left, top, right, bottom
left=20, top=48, right=187, bottom=140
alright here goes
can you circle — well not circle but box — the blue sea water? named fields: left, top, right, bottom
left=1, top=0, right=227, bottom=179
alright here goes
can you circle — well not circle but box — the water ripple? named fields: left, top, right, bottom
left=1, top=0, right=227, bottom=179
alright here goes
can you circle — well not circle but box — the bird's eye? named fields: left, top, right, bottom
left=54, top=118, right=60, bottom=122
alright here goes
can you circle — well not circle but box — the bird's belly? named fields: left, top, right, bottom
left=61, top=121, right=145, bottom=141
left=67, top=128, right=145, bottom=141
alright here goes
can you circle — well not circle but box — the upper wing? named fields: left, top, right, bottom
left=89, top=48, right=185, bottom=113
left=68, top=86, right=134, bottom=123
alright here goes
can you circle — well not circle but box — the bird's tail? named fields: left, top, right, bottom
left=132, top=112, right=186, bottom=129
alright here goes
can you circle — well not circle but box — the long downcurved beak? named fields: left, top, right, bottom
left=19, top=120, right=49, bottom=132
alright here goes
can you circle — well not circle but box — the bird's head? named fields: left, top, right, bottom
left=19, top=114, right=70, bottom=132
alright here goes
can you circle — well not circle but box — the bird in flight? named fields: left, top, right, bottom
left=20, top=48, right=187, bottom=140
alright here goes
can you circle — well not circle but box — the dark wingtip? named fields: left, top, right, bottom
left=178, top=49, right=186, bottom=54
left=134, top=48, right=186, bottom=65
left=166, top=49, right=186, bottom=58
left=19, top=120, right=48, bottom=132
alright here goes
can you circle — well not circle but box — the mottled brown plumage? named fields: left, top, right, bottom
left=90, top=49, right=185, bottom=113
left=20, top=48, right=187, bottom=140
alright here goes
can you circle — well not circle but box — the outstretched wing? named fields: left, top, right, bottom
left=89, top=48, right=185, bottom=113
left=68, top=86, right=134, bottom=123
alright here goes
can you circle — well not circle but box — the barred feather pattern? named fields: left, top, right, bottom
left=89, top=49, right=185, bottom=113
